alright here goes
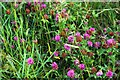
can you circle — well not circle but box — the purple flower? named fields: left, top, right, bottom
left=106, top=70, right=113, bottom=78
left=106, top=39, right=116, bottom=47
left=94, top=42, right=101, bottom=48
left=107, top=39, right=115, bottom=45
left=103, top=28, right=107, bottom=32
left=62, top=8, right=66, bottom=13
left=68, top=35, right=74, bottom=43
left=27, top=2, right=31, bottom=6
left=11, top=45, right=15, bottom=49
left=27, top=58, right=34, bottom=65
left=84, top=33, right=90, bottom=39
left=74, top=59, right=80, bottom=65
left=37, top=1, right=41, bottom=4
left=34, top=0, right=37, bottom=5
left=67, top=69, right=75, bottom=78
left=87, top=41, right=93, bottom=47
left=55, top=14, right=59, bottom=22
left=55, top=35, right=60, bottom=42
left=78, top=64, right=85, bottom=70
left=64, top=44, right=71, bottom=51
left=54, top=51, right=59, bottom=56
left=34, top=0, right=42, bottom=5
left=20, top=38, right=25, bottom=43
left=96, top=70, right=103, bottom=76
left=89, top=28, right=95, bottom=32
left=14, top=36, right=18, bottom=41
left=86, top=28, right=95, bottom=35
left=75, top=32, right=80, bottom=37
left=41, top=4, right=46, bottom=8
left=51, top=62, right=58, bottom=70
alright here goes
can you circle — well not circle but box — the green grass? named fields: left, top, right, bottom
left=0, top=1, right=120, bottom=79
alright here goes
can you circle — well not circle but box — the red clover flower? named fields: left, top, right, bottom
left=87, top=41, right=93, bottom=47
left=78, top=64, right=85, bottom=70
left=67, top=69, right=75, bottom=78
left=106, top=70, right=113, bottom=78
left=51, top=62, right=58, bottom=70
left=14, top=36, right=18, bottom=41
left=27, top=58, right=34, bottom=65
left=96, top=70, right=103, bottom=76
left=55, top=35, right=61, bottom=42
left=68, top=35, right=74, bottom=43
left=54, top=51, right=59, bottom=56
left=64, top=44, right=71, bottom=51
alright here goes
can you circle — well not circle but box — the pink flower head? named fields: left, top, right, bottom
left=34, top=0, right=38, bottom=5
left=84, top=33, right=90, bottom=39
left=61, top=8, right=66, bottom=13
left=106, top=39, right=116, bottom=47
left=41, top=4, right=46, bottom=8
left=27, top=58, right=34, bottom=65
left=68, top=35, right=74, bottom=43
left=75, top=32, right=81, bottom=37
left=106, top=70, right=113, bottom=78
left=87, top=41, right=93, bottom=47
left=20, top=38, right=25, bottom=43
left=89, top=28, right=95, bottom=32
left=67, top=69, right=75, bottom=78
left=27, top=2, right=31, bottom=6
left=96, top=70, right=103, bottom=76
left=55, top=14, right=59, bottom=22
left=37, top=1, right=41, bottom=4
left=14, top=36, right=18, bottom=41
left=94, top=42, right=101, bottom=48
left=11, top=45, right=15, bottom=49
left=51, top=62, right=58, bottom=70
left=64, top=44, right=71, bottom=51
left=86, top=28, right=95, bottom=35
left=55, top=35, right=60, bottom=42
left=64, top=28, right=69, bottom=32
left=54, top=51, right=59, bottom=56
left=74, top=59, right=80, bottom=65
left=78, top=64, right=85, bottom=70
left=14, top=4, right=18, bottom=8
left=103, top=28, right=107, bottom=32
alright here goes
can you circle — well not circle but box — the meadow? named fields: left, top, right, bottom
left=0, top=1, right=120, bottom=79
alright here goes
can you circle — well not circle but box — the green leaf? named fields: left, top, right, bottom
left=26, top=28, right=30, bottom=36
